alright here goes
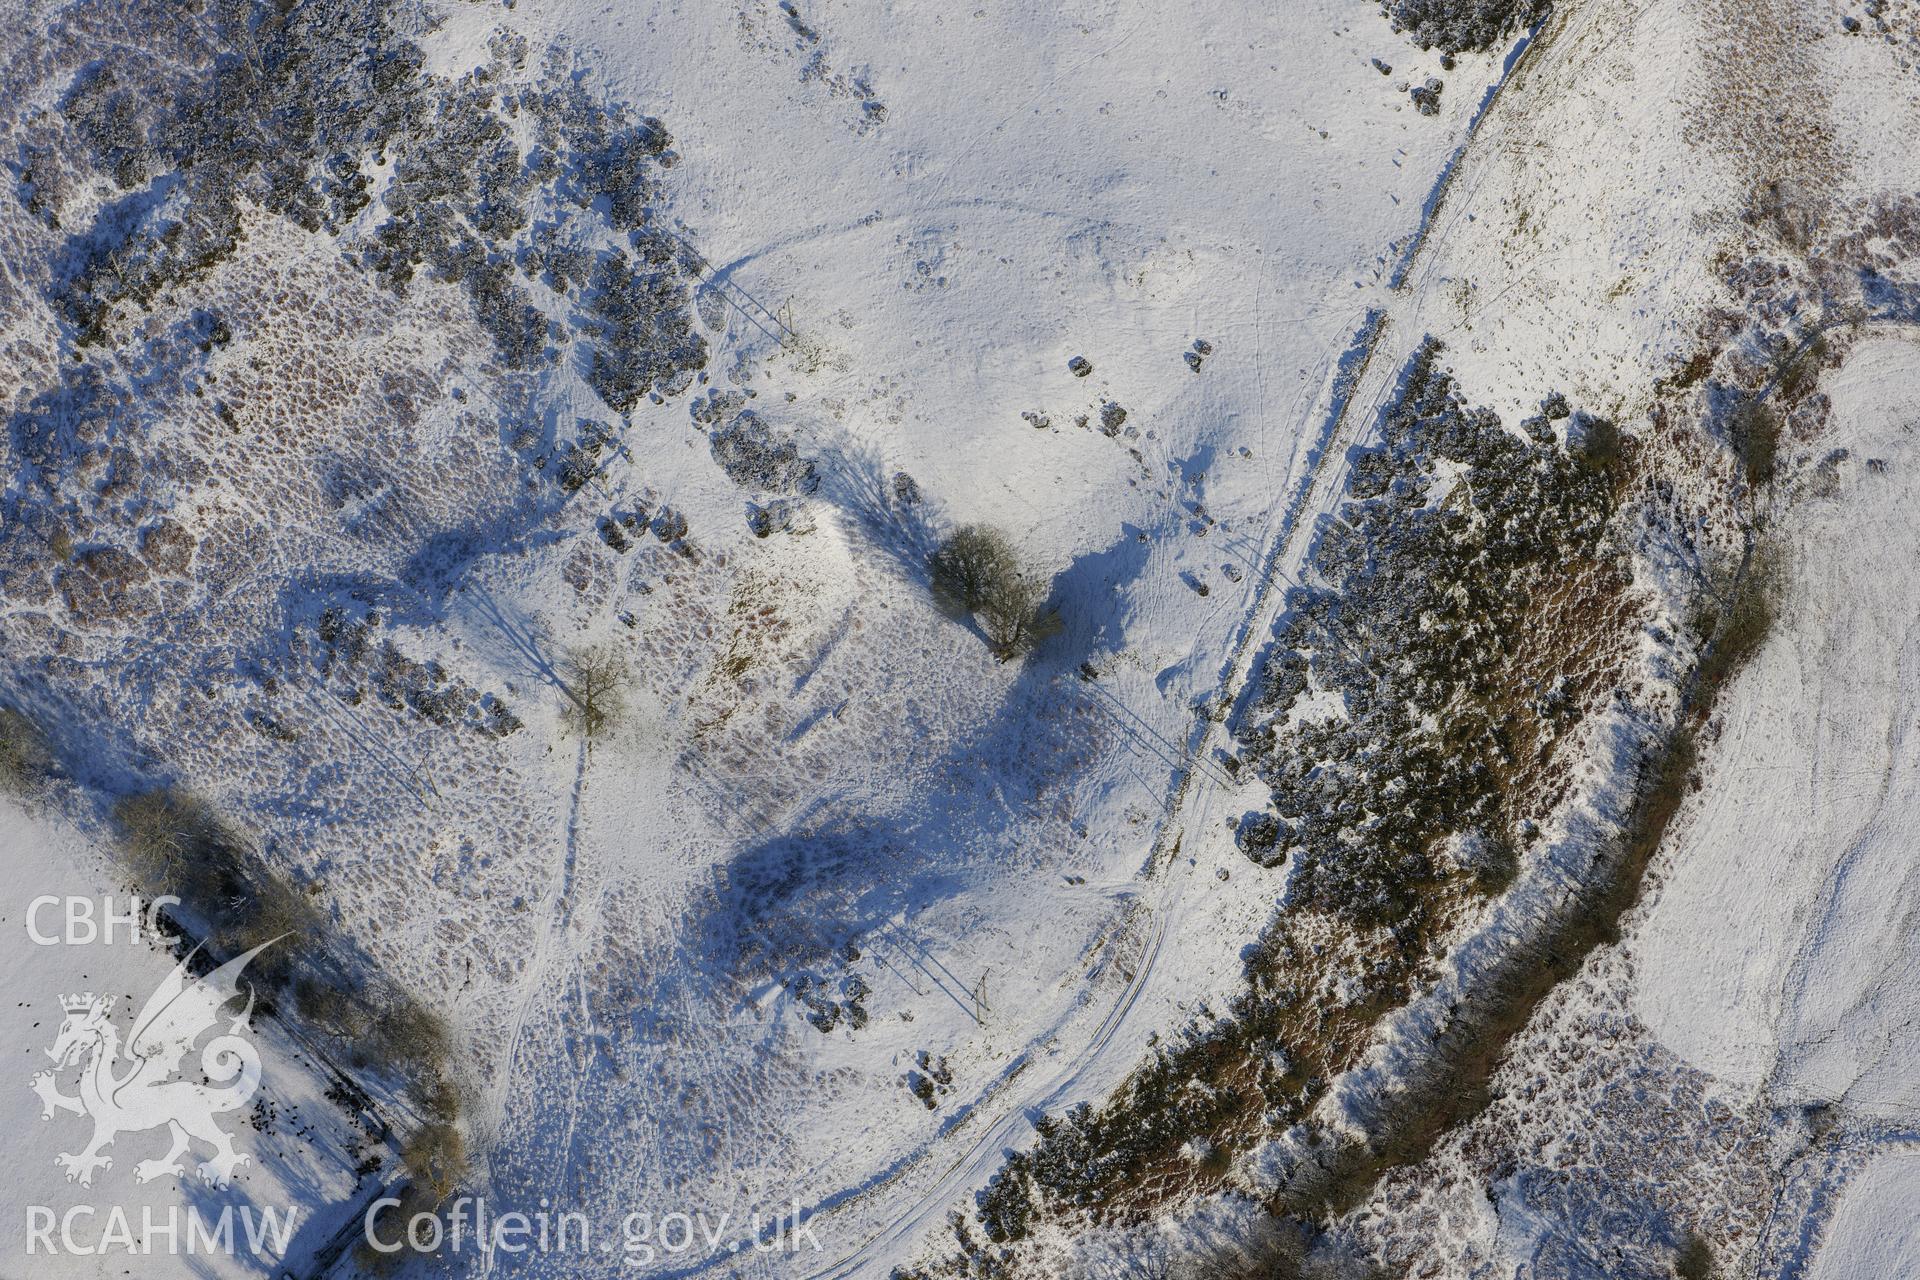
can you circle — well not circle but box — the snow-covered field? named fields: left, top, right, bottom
left=0, top=801, right=379, bottom=1275
left=1811, top=1149, right=1920, bottom=1280
left=2, top=0, right=1917, bottom=1275
left=1638, top=336, right=1920, bottom=1125
left=421, top=4, right=1542, bottom=1271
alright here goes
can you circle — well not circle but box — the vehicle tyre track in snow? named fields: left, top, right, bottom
left=830, top=907, right=1172, bottom=1278
left=788, top=325, right=1374, bottom=1279
left=774, top=18, right=1563, bottom=1273
left=486, top=737, right=591, bottom=1175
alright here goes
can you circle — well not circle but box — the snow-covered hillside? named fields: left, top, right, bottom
left=0, top=801, right=380, bottom=1275
left=0, top=0, right=1915, bottom=1276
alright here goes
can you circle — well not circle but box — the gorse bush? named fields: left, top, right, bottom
left=113, top=788, right=230, bottom=901
left=53, top=0, right=706, bottom=394
left=1378, top=0, right=1548, bottom=54
left=0, top=707, right=53, bottom=797
left=400, top=1121, right=468, bottom=1204
left=1240, top=337, right=1616, bottom=926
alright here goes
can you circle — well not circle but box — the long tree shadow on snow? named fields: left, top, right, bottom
left=816, top=441, right=942, bottom=585
left=690, top=643, right=1087, bottom=1005
left=690, top=520, right=1171, bottom=1012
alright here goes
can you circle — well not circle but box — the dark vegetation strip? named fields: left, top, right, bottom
left=1247, top=533, right=1774, bottom=1275
left=916, top=300, right=1792, bottom=1276
left=49, top=0, right=707, bottom=416
left=909, top=339, right=1644, bottom=1274
left=0, top=725, right=464, bottom=1268
left=1228, top=318, right=1795, bottom=1269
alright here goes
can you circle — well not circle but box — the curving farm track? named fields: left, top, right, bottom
left=781, top=25, right=1560, bottom=1275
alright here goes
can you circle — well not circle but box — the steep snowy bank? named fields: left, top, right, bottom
left=1636, top=335, right=1920, bottom=1126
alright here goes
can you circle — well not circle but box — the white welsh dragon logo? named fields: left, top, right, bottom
left=29, top=940, right=276, bottom=1189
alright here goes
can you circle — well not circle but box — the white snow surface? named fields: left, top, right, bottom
left=0, top=801, right=376, bottom=1277
left=1808, top=1148, right=1920, bottom=1280
left=1635, top=336, right=1920, bottom=1125
left=390, top=4, right=1531, bottom=1275
left=5, top=0, right=1918, bottom=1274
left=0, top=0, right=1544, bottom=1270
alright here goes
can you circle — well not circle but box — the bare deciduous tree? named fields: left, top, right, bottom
left=929, top=525, right=1061, bottom=661
left=978, top=568, right=1062, bottom=662
left=929, top=524, right=1019, bottom=614
left=0, top=707, right=51, bottom=797
left=402, top=1122, right=468, bottom=1204
left=113, top=788, right=218, bottom=896
left=223, top=870, right=324, bottom=959
left=560, top=643, right=628, bottom=739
